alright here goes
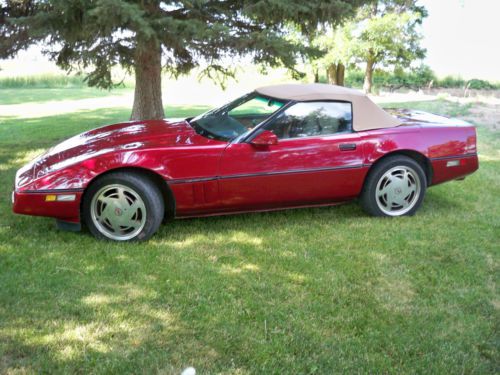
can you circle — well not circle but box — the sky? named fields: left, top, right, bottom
left=418, top=0, right=500, bottom=80
left=1, top=0, right=499, bottom=81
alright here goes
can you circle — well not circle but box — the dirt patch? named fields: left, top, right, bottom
left=465, top=103, right=500, bottom=131
left=427, top=88, right=500, bottom=99
left=375, top=88, right=500, bottom=131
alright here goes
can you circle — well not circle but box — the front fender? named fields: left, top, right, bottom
left=17, top=149, right=172, bottom=192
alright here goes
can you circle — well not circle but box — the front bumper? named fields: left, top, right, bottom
left=12, top=190, right=83, bottom=223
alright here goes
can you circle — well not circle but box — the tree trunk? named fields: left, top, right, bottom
left=327, top=63, right=338, bottom=85
left=130, top=39, right=164, bottom=121
left=363, top=59, right=374, bottom=94
left=313, top=68, right=319, bottom=83
left=336, top=63, right=345, bottom=86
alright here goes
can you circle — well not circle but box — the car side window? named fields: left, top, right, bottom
left=265, top=101, right=352, bottom=139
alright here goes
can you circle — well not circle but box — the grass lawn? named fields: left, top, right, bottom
left=0, top=90, right=498, bottom=374
left=0, top=87, right=132, bottom=106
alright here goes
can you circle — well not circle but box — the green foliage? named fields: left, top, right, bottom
left=315, top=22, right=357, bottom=68
left=343, top=67, right=500, bottom=91
left=436, top=76, right=499, bottom=90
left=345, top=66, right=435, bottom=90
left=1, top=0, right=369, bottom=89
left=467, top=79, right=498, bottom=90
left=437, top=75, right=467, bottom=88
left=344, top=69, right=366, bottom=87
left=309, top=0, right=427, bottom=92
left=354, top=10, right=426, bottom=67
left=376, top=65, right=435, bottom=90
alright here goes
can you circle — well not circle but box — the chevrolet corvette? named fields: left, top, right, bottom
left=12, top=84, right=479, bottom=241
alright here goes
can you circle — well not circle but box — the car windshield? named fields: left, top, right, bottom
left=189, top=92, right=287, bottom=141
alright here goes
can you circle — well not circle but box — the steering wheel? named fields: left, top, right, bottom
left=221, top=114, right=248, bottom=134
left=315, top=117, right=323, bottom=135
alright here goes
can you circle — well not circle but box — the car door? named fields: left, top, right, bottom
left=217, top=101, right=367, bottom=211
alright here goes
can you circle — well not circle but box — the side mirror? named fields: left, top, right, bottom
left=251, top=130, right=278, bottom=147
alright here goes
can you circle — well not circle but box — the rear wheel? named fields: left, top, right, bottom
left=83, top=172, right=164, bottom=241
left=361, top=155, right=427, bottom=217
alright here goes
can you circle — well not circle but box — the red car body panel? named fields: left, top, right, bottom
left=216, top=132, right=366, bottom=212
left=13, top=191, right=84, bottom=223
left=12, top=109, right=479, bottom=224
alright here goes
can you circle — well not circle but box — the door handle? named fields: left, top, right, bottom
left=339, top=143, right=357, bottom=151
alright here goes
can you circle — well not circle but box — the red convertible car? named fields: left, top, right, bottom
left=12, top=84, right=478, bottom=241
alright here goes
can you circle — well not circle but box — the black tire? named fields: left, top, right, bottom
left=361, top=155, right=427, bottom=217
left=82, top=171, right=165, bottom=241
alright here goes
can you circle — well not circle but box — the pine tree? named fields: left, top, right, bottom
left=1, top=0, right=369, bottom=120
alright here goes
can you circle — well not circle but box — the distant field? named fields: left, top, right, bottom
left=0, top=88, right=498, bottom=374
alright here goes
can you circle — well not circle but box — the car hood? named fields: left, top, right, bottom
left=17, top=119, right=204, bottom=185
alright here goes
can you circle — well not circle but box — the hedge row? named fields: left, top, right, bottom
left=342, top=66, right=500, bottom=91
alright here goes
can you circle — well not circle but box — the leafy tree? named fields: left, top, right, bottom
left=313, top=0, right=426, bottom=92
left=315, top=23, right=357, bottom=86
left=0, top=0, right=369, bottom=120
left=355, top=0, right=427, bottom=93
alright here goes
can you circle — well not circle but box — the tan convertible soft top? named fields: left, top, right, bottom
left=256, top=83, right=401, bottom=131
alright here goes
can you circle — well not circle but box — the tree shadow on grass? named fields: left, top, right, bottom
left=1, top=215, right=496, bottom=373
left=0, top=212, right=410, bottom=374
left=0, top=149, right=409, bottom=373
left=2, top=201, right=496, bottom=374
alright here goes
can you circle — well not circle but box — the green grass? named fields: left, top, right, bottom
left=0, top=105, right=211, bottom=146
left=0, top=87, right=131, bottom=106
left=0, top=73, right=133, bottom=91
left=0, top=74, right=134, bottom=105
left=0, top=94, right=498, bottom=374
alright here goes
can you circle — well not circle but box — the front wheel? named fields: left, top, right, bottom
left=82, top=172, right=165, bottom=241
left=361, top=156, right=427, bottom=217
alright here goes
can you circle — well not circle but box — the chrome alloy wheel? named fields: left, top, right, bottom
left=375, top=166, right=421, bottom=216
left=90, top=184, right=147, bottom=240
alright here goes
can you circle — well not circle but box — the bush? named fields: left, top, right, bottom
left=344, top=65, right=436, bottom=91
left=342, top=67, right=499, bottom=91
left=344, top=70, right=365, bottom=88
left=432, top=76, right=500, bottom=90
left=466, top=79, right=499, bottom=90
left=435, top=75, right=466, bottom=88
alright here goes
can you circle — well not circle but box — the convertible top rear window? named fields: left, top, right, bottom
left=264, top=101, right=352, bottom=139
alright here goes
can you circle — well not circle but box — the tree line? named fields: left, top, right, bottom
left=302, top=0, right=426, bottom=94
left=328, top=66, right=500, bottom=93
left=1, top=0, right=428, bottom=121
